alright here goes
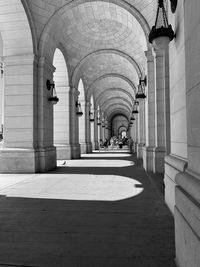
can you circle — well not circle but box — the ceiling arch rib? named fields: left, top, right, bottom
left=86, top=73, right=136, bottom=101
left=31, top=0, right=156, bottom=123
left=88, top=76, right=135, bottom=106
left=100, top=97, right=133, bottom=112
left=71, top=49, right=142, bottom=88
left=96, top=88, right=134, bottom=107
left=105, top=103, right=132, bottom=116
left=107, top=109, right=130, bottom=121
left=38, top=1, right=148, bottom=77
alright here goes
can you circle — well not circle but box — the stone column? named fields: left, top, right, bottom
left=90, top=108, right=95, bottom=150
left=79, top=100, right=87, bottom=154
left=85, top=101, right=92, bottom=153
left=143, top=49, right=156, bottom=171
left=69, top=87, right=80, bottom=159
left=54, top=86, right=72, bottom=159
left=0, top=60, right=3, bottom=136
left=135, top=114, right=139, bottom=154
left=0, top=55, right=57, bottom=173
left=94, top=109, right=99, bottom=150
left=137, top=99, right=145, bottom=158
left=153, top=49, right=166, bottom=173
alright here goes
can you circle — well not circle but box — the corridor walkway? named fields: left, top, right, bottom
left=0, top=151, right=175, bottom=267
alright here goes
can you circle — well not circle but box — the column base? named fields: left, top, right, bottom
left=80, top=142, right=87, bottom=154
left=80, top=142, right=92, bottom=154
left=137, top=143, right=144, bottom=159
left=86, top=142, right=92, bottom=153
left=0, top=147, right=56, bottom=173
left=143, top=146, right=155, bottom=172
left=164, top=154, right=187, bottom=214
left=94, top=141, right=99, bottom=150
left=55, top=144, right=72, bottom=160
left=91, top=141, right=95, bottom=150
left=71, top=143, right=81, bottom=159
left=153, top=146, right=166, bottom=174
left=175, top=171, right=200, bottom=267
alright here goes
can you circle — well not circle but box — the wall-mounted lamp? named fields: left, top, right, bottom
left=130, top=116, right=135, bottom=121
left=97, top=115, right=101, bottom=126
left=136, top=77, right=147, bottom=99
left=76, top=101, right=83, bottom=116
left=149, top=0, right=175, bottom=50
left=132, top=100, right=139, bottom=114
left=89, top=111, right=94, bottom=122
left=46, top=79, right=59, bottom=105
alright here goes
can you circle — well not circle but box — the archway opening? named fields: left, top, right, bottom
left=53, top=48, right=70, bottom=160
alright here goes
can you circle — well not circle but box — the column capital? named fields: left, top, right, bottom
left=145, top=49, right=154, bottom=62
left=69, top=87, right=79, bottom=96
left=153, top=48, right=164, bottom=58
left=38, top=56, right=56, bottom=73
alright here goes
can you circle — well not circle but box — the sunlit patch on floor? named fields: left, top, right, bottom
left=83, top=152, right=131, bottom=158
left=57, top=159, right=135, bottom=167
left=0, top=174, right=143, bottom=201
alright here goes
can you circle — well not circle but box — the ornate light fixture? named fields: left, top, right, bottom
left=46, top=79, right=59, bottom=105
left=149, top=0, right=175, bottom=50
left=76, top=101, right=83, bottom=116
left=130, top=116, right=135, bottom=121
left=132, top=100, right=139, bottom=114
left=136, top=77, right=146, bottom=99
left=97, top=115, right=101, bottom=126
left=89, top=111, right=94, bottom=122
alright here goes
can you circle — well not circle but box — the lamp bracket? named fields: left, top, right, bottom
left=46, top=79, right=55, bottom=90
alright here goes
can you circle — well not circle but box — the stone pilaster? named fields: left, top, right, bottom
left=69, top=87, right=80, bottom=159
left=0, top=55, right=57, bottom=173
left=85, top=101, right=92, bottom=153
left=143, top=49, right=156, bottom=171
left=137, top=99, right=145, bottom=158
left=94, top=109, right=99, bottom=150
left=79, top=100, right=87, bottom=154
left=153, top=49, right=166, bottom=173
left=90, top=108, right=95, bottom=150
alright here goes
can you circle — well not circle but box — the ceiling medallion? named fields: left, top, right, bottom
left=170, top=0, right=178, bottom=13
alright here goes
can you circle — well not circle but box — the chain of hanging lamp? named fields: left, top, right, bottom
left=148, top=0, right=175, bottom=46
left=155, top=0, right=169, bottom=28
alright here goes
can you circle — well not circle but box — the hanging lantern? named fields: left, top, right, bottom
left=97, top=117, right=101, bottom=126
left=149, top=0, right=175, bottom=50
left=136, top=77, right=146, bottom=99
left=97, top=111, right=101, bottom=125
left=132, top=100, right=139, bottom=114
left=46, top=79, right=59, bottom=105
left=89, top=111, right=94, bottom=122
left=130, top=116, right=135, bottom=121
left=76, top=101, right=83, bottom=116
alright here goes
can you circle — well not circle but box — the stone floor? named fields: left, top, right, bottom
left=0, top=150, right=176, bottom=267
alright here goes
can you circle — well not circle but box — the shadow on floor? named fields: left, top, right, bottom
left=0, top=153, right=175, bottom=267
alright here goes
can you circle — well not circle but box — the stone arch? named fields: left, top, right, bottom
left=0, top=0, right=35, bottom=56
left=86, top=73, right=136, bottom=101
left=99, top=96, right=133, bottom=111
left=95, top=88, right=135, bottom=107
left=53, top=48, right=70, bottom=158
left=21, top=0, right=38, bottom=55
left=38, top=0, right=150, bottom=63
left=71, top=49, right=142, bottom=88
left=108, top=110, right=130, bottom=121
left=105, top=103, right=132, bottom=116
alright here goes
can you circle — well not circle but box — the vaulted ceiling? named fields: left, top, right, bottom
left=25, top=0, right=157, bottom=122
